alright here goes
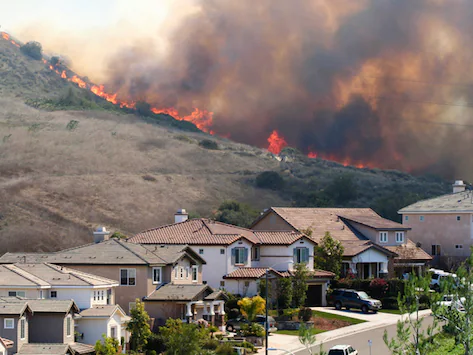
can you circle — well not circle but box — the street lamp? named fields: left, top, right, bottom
left=265, top=260, right=294, bottom=355
left=268, top=347, right=296, bottom=355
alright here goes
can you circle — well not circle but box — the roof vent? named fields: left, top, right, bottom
left=93, top=226, right=110, bottom=244
left=175, top=209, right=189, bottom=224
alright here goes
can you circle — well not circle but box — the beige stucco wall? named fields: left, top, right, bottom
left=170, top=256, right=203, bottom=285
left=144, top=302, right=183, bottom=321
left=252, top=212, right=296, bottom=231
left=348, top=221, right=407, bottom=247
left=402, top=213, right=471, bottom=257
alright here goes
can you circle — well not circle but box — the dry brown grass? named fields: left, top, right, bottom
left=0, top=98, right=285, bottom=253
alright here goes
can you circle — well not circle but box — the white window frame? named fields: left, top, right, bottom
left=379, top=232, right=388, bottom=243
left=152, top=267, right=162, bottom=285
left=110, top=326, right=117, bottom=339
left=66, top=315, right=72, bottom=337
left=50, top=290, right=57, bottom=298
left=179, top=267, right=184, bottom=279
left=120, top=268, right=136, bottom=286
left=419, top=216, right=424, bottom=222
left=8, top=291, right=25, bottom=297
left=404, top=215, right=409, bottom=222
left=20, top=317, right=26, bottom=339
left=294, top=247, right=309, bottom=264
left=192, top=266, right=198, bottom=283
left=395, top=231, right=405, bottom=243
left=234, top=247, right=247, bottom=265
left=4, top=318, right=14, bottom=329
left=174, top=267, right=178, bottom=278
left=101, top=290, right=104, bottom=300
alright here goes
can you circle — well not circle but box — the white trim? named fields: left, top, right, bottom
left=400, top=211, right=473, bottom=214
left=0, top=285, right=51, bottom=289
left=395, top=231, right=405, bottom=243
left=192, top=266, right=198, bottom=283
left=379, top=231, right=388, bottom=243
left=66, top=315, right=72, bottom=337
left=49, top=284, right=119, bottom=289
left=119, top=268, right=137, bottom=287
left=394, top=263, right=425, bottom=267
left=19, top=317, right=26, bottom=340
left=3, top=319, right=14, bottom=329
left=152, top=267, right=162, bottom=285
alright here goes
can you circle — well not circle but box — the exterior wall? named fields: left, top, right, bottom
left=0, top=289, right=42, bottom=299
left=170, top=256, right=202, bottom=285
left=77, top=313, right=124, bottom=346
left=252, top=211, right=296, bottom=231
left=144, top=302, right=183, bottom=322
left=0, top=315, right=23, bottom=355
left=402, top=213, right=471, bottom=258
left=224, top=279, right=258, bottom=297
left=347, top=248, right=389, bottom=276
left=348, top=221, right=407, bottom=247
left=57, top=265, right=148, bottom=314
left=48, top=288, right=94, bottom=310
left=258, top=240, right=315, bottom=271
left=29, top=313, right=68, bottom=343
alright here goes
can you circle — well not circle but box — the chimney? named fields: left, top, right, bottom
left=93, top=226, right=110, bottom=243
left=453, top=180, right=466, bottom=194
left=174, top=209, right=189, bottom=223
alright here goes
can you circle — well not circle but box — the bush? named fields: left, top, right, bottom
left=201, top=338, right=219, bottom=350
left=215, top=342, right=235, bottom=355
left=241, top=323, right=265, bottom=337
left=199, top=139, right=219, bottom=150
left=20, top=41, right=43, bottom=60
left=298, top=307, right=313, bottom=322
left=381, top=296, right=399, bottom=310
left=277, top=278, right=293, bottom=310
left=369, top=278, right=388, bottom=299
left=256, top=171, right=285, bottom=190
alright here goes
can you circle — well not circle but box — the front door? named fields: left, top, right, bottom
left=363, top=264, right=370, bottom=278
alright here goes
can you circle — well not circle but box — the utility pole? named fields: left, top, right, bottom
left=265, top=268, right=269, bottom=355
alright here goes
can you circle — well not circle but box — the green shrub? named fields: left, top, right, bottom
left=216, top=342, right=235, bottom=355
left=381, top=296, right=399, bottom=310
left=241, top=323, right=265, bottom=337
left=298, top=307, right=313, bottom=322
left=20, top=41, right=42, bottom=60
left=255, top=171, right=285, bottom=190
left=201, top=338, right=219, bottom=350
left=199, top=139, right=219, bottom=150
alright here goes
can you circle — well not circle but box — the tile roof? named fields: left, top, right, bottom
left=129, top=219, right=260, bottom=245
left=79, top=305, right=126, bottom=318
left=204, top=290, right=228, bottom=301
left=223, top=267, right=284, bottom=279
left=16, top=343, right=72, bottom=355
left=145, top=284, right=213, bottom=301
left=280, top=269, right=336, bottom=278
left=339, top=215, right=410, bottom=230
left=385, top=239, right=433, bottom=262
left=0, top=337, right=13, bottom=349
left=0, top=263, right=118, bottom=288
left=399, top=190, right=473, bottom=213
left=0, top=239, right=203, bottom=266
left=70, top=342, right=96, bottom=354
left=0, top=297, right=79, bottom=313
left=252, top=231, right=311, bottom=245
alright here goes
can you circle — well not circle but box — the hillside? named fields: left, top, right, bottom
left=0, top=34, right=451, bottom=254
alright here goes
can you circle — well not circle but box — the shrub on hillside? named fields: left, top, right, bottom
left=20, top=41, right=43, bottom=60
left=256, top=171, right=284, bottom=190
left=199, top=139, right=219, bottom=150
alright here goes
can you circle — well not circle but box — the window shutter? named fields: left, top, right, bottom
left=303, top=248, right=309, bottom=263
left=231, top=248, right=236, bottom=265
left=293, top=248, right=298, bottom=263
left=244, top=248, right=249, bottom=264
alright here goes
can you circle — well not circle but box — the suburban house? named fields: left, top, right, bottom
left=251, top=207, right=431, bottom=278
left=0, top=232, right=226, bottom=327
left=127, top=210, right=335, bottom=306
left=0, top=299, right=31, bottom=354
left=0, top=337, right=13, bottom=355
left=399, top=180, right=473, bottom=267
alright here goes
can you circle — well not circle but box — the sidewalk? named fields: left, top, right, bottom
left=258, top=309, right=432, bottom=354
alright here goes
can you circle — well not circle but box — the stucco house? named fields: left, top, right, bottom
left=127, top=210, right=335, bottom=306
left=251, top=207, right=431, bottom=278
left=399, top=180, right=473, bottom=267
left=0, top=300, right=31, bottom=354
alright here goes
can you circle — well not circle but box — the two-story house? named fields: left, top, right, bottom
left=399, top=180, right=473, bottom=267
left=0, top=300, right=31, bottom=354
left=127, top=210, right=335, bottom=306
left=251, top=207, right=431, bottom=278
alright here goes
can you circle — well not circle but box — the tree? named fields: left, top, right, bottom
left=159, top=319, right=204, bottom=355
left=383, top=273, right=439, bottom=355
left=313, top=231, right=344, bottom=277
left=292, top=263, right=309, bottom=308
left=256, top=171, right=285, bottom=190
left=299, top=323, right=326, bottom=355
left=213, top=200, right=259, bottom=228
left=20, top=41, right=42, bottom=60
left=323, top=174, right=357, bottom=204
left=277, top=277, right=293, bottom=310
left=94, top=334, right=119, bottom=355
left=238, top=296, right=266, bottom=322
left=126, top=299, right=151, bottom=352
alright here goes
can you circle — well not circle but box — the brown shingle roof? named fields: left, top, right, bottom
left=385, top=239, right=432, bottom=262
left=16, top=343, right=72, bottom=355
left=129, top=219, right=259, bottom=245
left=79, top=305, right=126, bottom=318
left=0, top=298, right=79, bottom=314
left=339, top=215, right=410, bottom=230
left=224, top=268, right=284, bottom=279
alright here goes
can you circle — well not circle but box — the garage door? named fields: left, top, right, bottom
left=305, top=285, right=322, bottom=306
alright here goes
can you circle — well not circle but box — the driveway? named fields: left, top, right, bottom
left=311, top=307, right=401, bottom=322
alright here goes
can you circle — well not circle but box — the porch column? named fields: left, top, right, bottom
left=202, top=302, right=209, bottom=321
left=218, top=301, right=226, bottom=332
left=209, top=301, right=216, bottom=325
left=186, top=302, right=193, bottom=323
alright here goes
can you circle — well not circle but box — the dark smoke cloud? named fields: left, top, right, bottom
left=103, top=0, right=473, bottom=179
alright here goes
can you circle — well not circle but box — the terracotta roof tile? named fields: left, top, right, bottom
left=252, top=231, right=309, bottom=245
left=224, top=268, right=284, bottom=279
left=385, top=239, right=432, bottom=262
left=0, top=337, right=13, bottom=349
left=280, top=269, right=335, bottom=278
left=339, top=215, right=410, bottom=230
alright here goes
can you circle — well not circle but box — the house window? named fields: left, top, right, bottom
left=419, top=216, right=424, bottom=222
left=456, top=244, right=463, bottom=249
left=66, top=316, right=71, bottom=337
left=251, top=246, right=260, bottom=261
left=110, top=326, right=117, bottom=339
left=8, top=291, right=25, bottom=297
left=129, top=302, right=137, bottom=313
left=199, top=249, right=204, bottom=255
left=174, top=267, right=178, bottom=278
left=220, top=281, right=225, bottom=287
left=244, top=281, right=250, bottom=287
left=4, top=318, right=13, bottom=329
left=20, top=317, right=25, bottom=339
left=395, top=232, right=404, bottom=243
left=93, top=291, right=96, bottom=301
left=220, top=249, right=225, bottom=255
left=192, top=266, right=198, bottom=282
left=120, top=269, right=136, bottom=286
left=101, top=291, right=104, bottom=300
left=152, top=267, right=162, bottom=284
left=186, top=267, right=189, bottom=279
left=232, top=247, right=248, bottom=265
left=457, top=216, right=461, bottom=221
left=50, top=291, right=57, bottom=298
left=405, top=215, right=409, bottom=222
left=180, top=267, right=184, bottom=279
left=432, top=244, right=441, bottom=256
left=379, top=232, right=388, bottom=243
left=294, top=247, right=309, bottom=264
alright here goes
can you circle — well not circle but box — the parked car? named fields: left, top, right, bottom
left=328, top=344, right=358, bottom=355
left=429, top=268, right=457, bottom=291
left=226, top=315, right=277, bottom=332
left=327, top=289, right=382, bottom=313
left=437, top=294, right=466, bottom=311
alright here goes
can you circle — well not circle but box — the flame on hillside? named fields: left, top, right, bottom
left=267, top=130, right=287, bottom=155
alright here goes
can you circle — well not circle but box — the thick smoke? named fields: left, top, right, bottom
left=37, top=0, right=473, bottom=177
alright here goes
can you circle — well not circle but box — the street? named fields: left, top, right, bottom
left=294, top=315, right=436, bottom=355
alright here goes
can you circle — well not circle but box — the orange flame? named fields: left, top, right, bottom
left=61, top=70, right=67, bottom=79
left=267, top=130, right=287, bottom=154
left=1, top=32, right=19, bottom=47
left=151, top=107, right=214, bottom=133
left=307, top=150, right=374, bottom=169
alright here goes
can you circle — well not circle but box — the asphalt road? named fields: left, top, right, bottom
left=294, top=315, right=436, bottom=355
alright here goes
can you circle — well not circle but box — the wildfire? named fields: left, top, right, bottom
left=267, top=130, right=287, bottom=155
left=307, top=151, right=374, bottom=169
left=1, top=32, right=20, bottom=47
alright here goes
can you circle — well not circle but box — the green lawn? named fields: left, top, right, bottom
left=378, top=309, right=402, bottom=315
left=430, top=333, right=463, bottom=355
